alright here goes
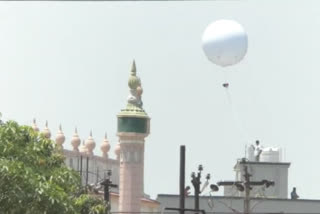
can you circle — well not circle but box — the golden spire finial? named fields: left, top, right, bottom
left=131, top=60, right=136, bottom=76
left=128, top=60, right=141, bottom=90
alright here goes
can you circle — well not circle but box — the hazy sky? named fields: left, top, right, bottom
left=1, top=0, right=320, bottom=199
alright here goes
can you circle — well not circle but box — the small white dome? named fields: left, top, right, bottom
left=101, top=133, right=110, bottom=158
left=79, top=140, right=87, bottom=155
left=55, top=124, right=65, bottom=148
left=71, top=127, right=81, bottom=152
left=85, top=130, right=96, bottom=155
left=42, top=121, right=51, bottom=139
left=32, top=118, right=39, bottom=132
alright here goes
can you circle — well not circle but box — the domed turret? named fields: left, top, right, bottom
left=101, top=132, right=110, bottom=159
left=71, top=127, right=81, bottom=152
left=125, top=60, right=144, bottom=109
left=55, top=124, right=65, bottom=149
left=85, top=130, right=96, bottom=156
left=128, top=60, right=141, bottom=90
left=42, top=121, right=51, bottom=139
left=117, top=60, right=150, bottom=213
left=79, top=140, right=87, bottom=155
left=32, top=118, right=39, bottom=132
left=114, top=142, right=121, bottom=160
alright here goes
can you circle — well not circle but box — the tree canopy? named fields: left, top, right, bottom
left=0, top=119, right=106, bottom=214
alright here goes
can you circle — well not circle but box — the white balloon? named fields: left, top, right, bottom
left=202, top=20, right=248, bottom=67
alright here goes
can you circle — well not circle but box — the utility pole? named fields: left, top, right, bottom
left=190, top=165, right=217, bottom=212
left=218, top=159, right=275, bottom=214
left=179, top=145, right=186, bottom=214
left=79, top=155, right=83, bottom=186
left=166, top=146, right=215, bottom=214
left=191, top=165, right=203, bottom=212
left=101, top=171, right=118, bottom=214
left=85, top=156, right=89, bottom=191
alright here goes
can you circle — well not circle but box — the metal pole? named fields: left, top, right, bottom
left=86, top=156, right=89, bottom=190
left=104, top=179, right=110, bottom=214
left=195, top=175, right=200, bottom=212
left=179, top=145, right=186, bottom=214
left=80, top=155, right=83, bottom=186
left=101, top=177, right=117, bottom=214
left=96, top=167, right=99, bottom=184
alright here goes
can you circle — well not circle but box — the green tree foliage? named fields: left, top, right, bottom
left=0, top=120, right=106, bottom=214
left=74, top=194, right=106, bottom=214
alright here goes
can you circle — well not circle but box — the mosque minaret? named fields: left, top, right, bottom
left=117, top=61, right=150, bottom=213
left=27, top=61, right=157, bottom=212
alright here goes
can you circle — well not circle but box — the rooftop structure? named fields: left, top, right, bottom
left=157, top=142, right=316, bottom=213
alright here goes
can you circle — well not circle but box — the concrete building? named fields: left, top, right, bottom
left=157, top=194, right=320, bottom=214
left=157, top=144, right=320, bottom=214
left=229, top=160, right=290, bottom=199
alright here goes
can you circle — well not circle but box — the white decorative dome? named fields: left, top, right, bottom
left=114, top=142, right=121, bottom=160
left=55, top=124, right=65, bottom=148
left=71, top=127, right=81, bottom=152
left=32, top=118, right=39, bottom=132
left=42, top=121, right=51, bottom=139
left=101, top=132, right=110, bottom=158
left=79, top=140, right=87, bottom=155
left=85, top=130, right=96, bottom=156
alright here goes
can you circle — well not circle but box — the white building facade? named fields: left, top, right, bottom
left=157, top=194, right=320, bottom=214
left=157, top=144, right=320, bottom=214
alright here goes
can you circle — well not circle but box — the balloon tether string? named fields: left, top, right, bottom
left=223, top=72, right=250, bottom=144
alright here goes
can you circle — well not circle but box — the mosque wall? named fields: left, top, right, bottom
left=63, top=149, right=120, bottom=188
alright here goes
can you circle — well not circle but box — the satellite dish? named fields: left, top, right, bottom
left=202, top=20, right=248, bottom=67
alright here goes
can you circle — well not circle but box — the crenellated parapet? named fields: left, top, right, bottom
left=30, top=119, right=118, bottom=160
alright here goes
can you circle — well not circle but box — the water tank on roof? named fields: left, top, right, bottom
left=260, top=147, right=281, bottom=162
left=247, top=146, right=255, bottom=161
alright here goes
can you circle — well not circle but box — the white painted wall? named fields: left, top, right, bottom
left=63, top=150, right=120, bottom=187
left=233, top=162, right=290, bottom=199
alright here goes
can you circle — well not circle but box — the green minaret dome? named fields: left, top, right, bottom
left=117, top=60, right=150, bottom=134
left=128, top=60, right=141, bottom=90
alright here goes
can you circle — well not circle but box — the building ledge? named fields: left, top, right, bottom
left=157, top=194, right=320, bottom=202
